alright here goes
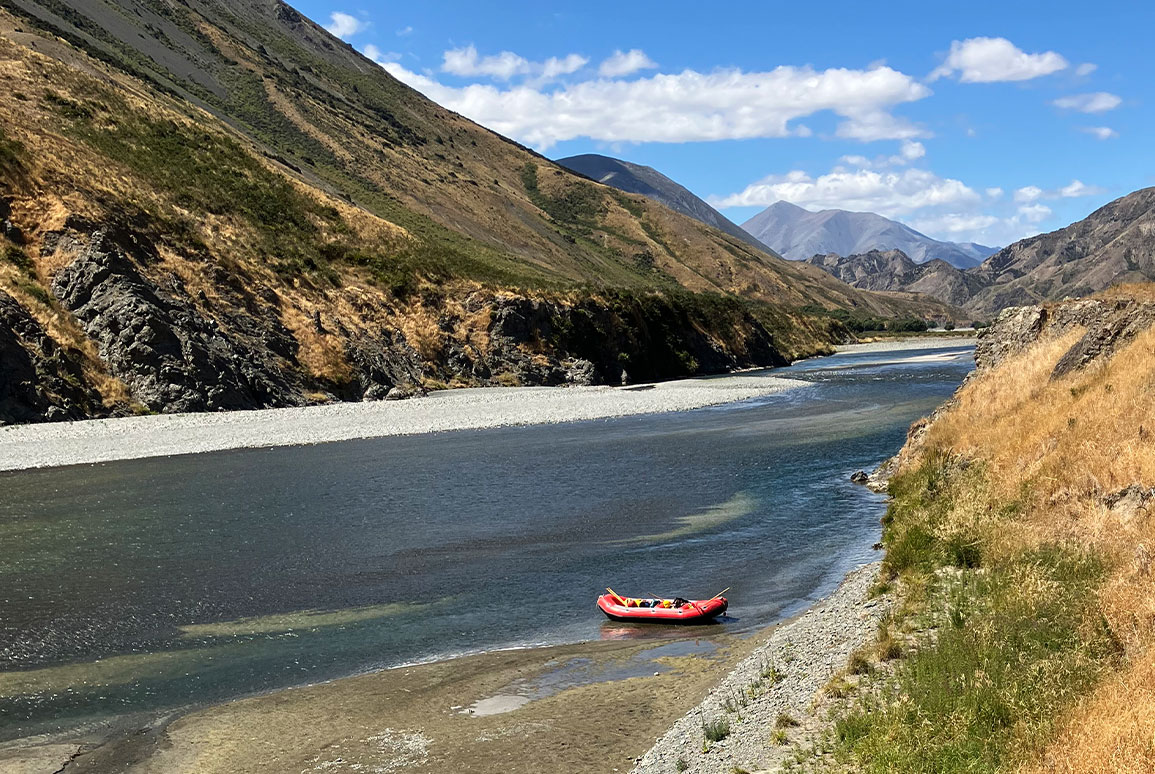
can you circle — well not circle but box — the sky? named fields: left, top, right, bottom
left=292, top=0, right=1152, bottom=249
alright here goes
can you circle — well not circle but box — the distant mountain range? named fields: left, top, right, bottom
left=555, top=154, right=769, bottom=252
left=803, top=187, right=1155, bottom=317
left=806, top=250, right=987, bottom=309
left=742, top=201, right=998, bottom=269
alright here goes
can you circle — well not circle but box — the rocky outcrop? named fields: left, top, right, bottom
left=0, top=290, right=102, bottom=424
left=345, top=333, right=423, bottom=401
left=51, top=230, right=306, bottom=414
left=802, top=188, right=1155, bottom=320
left=975, top=297, right=1155, bottom=374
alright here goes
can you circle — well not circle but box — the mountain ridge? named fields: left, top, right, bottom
left=555, top=153, right=770, bottom=253
left=0, top=0, right=965, bottom=423
left=743, top=201, right=997, bottom=269
left=800, top=187, right=1155, bottom=318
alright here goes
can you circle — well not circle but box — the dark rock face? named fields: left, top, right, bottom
left=346, top=332, right=423, bottom=401
left=975, top=297, right=1155, bottom=376
left=0, top=291, right=102, bottom=424
left=51, top=230, right=305, bottom=413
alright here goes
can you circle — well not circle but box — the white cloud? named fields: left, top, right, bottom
left=986, top=187, right=1004, bottom=199
left=443, top=46, right=531, bottom=80
left=1018, top=203, right=1052, bottom=223
left=1015, top=179, right=1103, bottom=204
left=543, top=54, right=589, bottom=78
left=909, top=213, right=1000, bottom=236
left=381, top=61, right=931, bottom=149
left=1081, top=126, right=1118, bottom=140
left=1052, top=92, right=1122, bottom=113
left=1014, top=185, right=1043, bottom=203
left=711, top=167, right=980, bottom=217
left=325, top=12, right=364, bottom=40
left=397, top=26, right=414, bottom=37
left=1075, top=62, right=1098, bottom=77
left=1058, top=179, right=1104, bottom=198
left=599, top=49, right=658, bottom=78
left=838, top=140, right=927, bottom=169
left=900, top=140, right=926, bottom=160
left=363, top=45, right=400, bottom=65
left=440, top=46, right=588, bottom=83
left=930, top=37, right=1068, bottom=83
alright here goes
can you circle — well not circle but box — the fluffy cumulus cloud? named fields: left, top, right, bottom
left=710, top=167, right=980, bottom=216
left=599, top=49, right=658, bottom=78
left=712, top=146, right=1106, bottom=245
left=1081, top=126, right=1118, bottom=140
left=1017, top=203, right=1052, bottom=223
left=1016, top=180, right=1103, bottom=203
left=838, top=140, right=926, bottom=169
left=930, top=37, right=1068, bottom=82
left=1014, top=185, right=1044, bottom=203
left=324, top=12, right=364, bottom=40
left=440, top=46, right=589, bottom=83
left=543, top=53, right=590, bottom=78
left=1052, top=92, right=1122, bottom=113
left=380, top=59, right=931, bottom=149
left=442, top=46, right=532, bottom=80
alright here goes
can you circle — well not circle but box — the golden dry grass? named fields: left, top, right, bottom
left=902, top=315, right=1155, bottom=772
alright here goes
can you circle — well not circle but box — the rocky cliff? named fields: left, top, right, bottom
left=974, top=293, right=1155, bottom=375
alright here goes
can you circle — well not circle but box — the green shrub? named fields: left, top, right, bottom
left=703, top=717, right=731, bottom=743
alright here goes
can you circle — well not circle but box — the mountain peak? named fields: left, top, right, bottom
left=742, top=202, right=996, bottom=269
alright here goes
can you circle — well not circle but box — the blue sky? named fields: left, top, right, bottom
left=293, top=0, right=1151, bottom=248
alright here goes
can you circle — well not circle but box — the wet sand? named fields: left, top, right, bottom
left=0, top=634, right=760, bottom=774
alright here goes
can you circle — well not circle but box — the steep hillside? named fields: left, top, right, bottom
left=807, top=250, right=988, bottom=309
left=556, top=153, right=769, bottom=252
left=965, top=187, right=1155, bottom=317
left=0, top=0, right=962, bottom=423
left=814, top=287, right=1155, bottom=771
left=743, top=201, right=996, bottom=268
left=803, top=189, right=1155, bottom=320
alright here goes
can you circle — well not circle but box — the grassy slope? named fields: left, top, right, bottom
left=801, top=293, right=1155, bottom=772
left=2, top=0, right=960, bottom=320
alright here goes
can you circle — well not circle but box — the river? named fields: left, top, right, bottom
left=0, top=342, right=974, bottom=742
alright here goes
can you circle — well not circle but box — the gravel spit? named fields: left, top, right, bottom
left=630, top=562, right=888, bottom=774
left=0, top=373, right=804, bottom=471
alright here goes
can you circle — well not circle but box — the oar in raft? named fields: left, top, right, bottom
left=709, top=587, right=731, bottom=600
left=606, top=587, right=628, bottom=606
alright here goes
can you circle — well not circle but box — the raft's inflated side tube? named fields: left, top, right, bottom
left=596, top=595, right=728, bottom=624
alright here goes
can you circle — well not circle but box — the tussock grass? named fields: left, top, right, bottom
left=703, top=717, right=731, bottom=743
left=825, top=314, right=1155, bottom=772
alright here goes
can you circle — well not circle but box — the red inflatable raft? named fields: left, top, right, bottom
left=596, top=591, right=728, bottom=624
